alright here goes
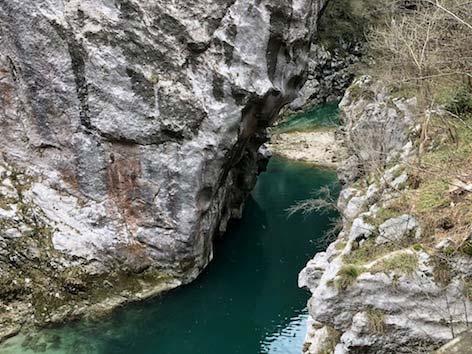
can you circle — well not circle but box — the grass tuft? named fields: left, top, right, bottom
left=335, top=265, right=365, bottom=290
left=416, top=179, right=449, bottom=213
left=366, top=308, right=386, bottom=333
left=371, top=252, right=418, bottom=275
left=343, top=239, right=396, bottom=266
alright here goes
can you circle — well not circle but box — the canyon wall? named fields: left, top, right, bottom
left=0, top=0, right=325, bottom=336
left=300, top=77, right=472, bottom=353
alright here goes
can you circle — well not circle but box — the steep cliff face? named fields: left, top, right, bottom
left=300, top=77, right=472, bottom=353
left=0, top=0, right=326, bottom=334
left=288, top=42, right=361, bottom=111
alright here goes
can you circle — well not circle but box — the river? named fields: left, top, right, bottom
left=1, top=156, right=338, bottom=354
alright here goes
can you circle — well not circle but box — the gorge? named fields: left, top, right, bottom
left=1, top=0, right=471, bottom=353
left=0, top=0, right=327, bottom=338
left=0, top=155, right=338, bottom=353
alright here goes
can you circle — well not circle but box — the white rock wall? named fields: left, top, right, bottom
left=0, top=0, right=326, bottom=279
left=300, top=78, right=472, bottom=354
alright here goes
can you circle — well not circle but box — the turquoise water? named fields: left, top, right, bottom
left=1, top=157, right=338, bottom=354
left=274, top=102, right=339, bottom=134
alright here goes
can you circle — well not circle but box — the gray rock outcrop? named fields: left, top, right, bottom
left=300, top=78, right=472, bottom=354
left=0, top=0, right=326, bottom=335
left=289, top=43, right=361, bottom=111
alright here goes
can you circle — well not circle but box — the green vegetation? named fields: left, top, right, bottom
left=460, top=238, right=472, bottom=257
left=315, top=0, right=382, bottom=52
left=363, top=207, right=401, bottom=228
left=440, top=84, right=472, bottom=116
left=29, top=267, right=174, bottom=323
left=412, top=243, right=424, bottom=252
left=335, top=241, right=347, bottom=251
left=0, top=192, right=15, bottom=210
left=371, top=252, right=418, bottom=275
left=366, top=308, right=386, bottom=333
left=422, top=119, right=472, bottom=167
left=335, top=264, right=365, bottom=290
left=317, top=326, right=341, bottom=354
left=347, top=82, right=376, bottom=102
left=416, top=179, right=449, bottom=213
left=343, top=239, right=396, bottom=265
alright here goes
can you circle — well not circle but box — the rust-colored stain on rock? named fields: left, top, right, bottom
left=106, top=144, right=145, bottom=232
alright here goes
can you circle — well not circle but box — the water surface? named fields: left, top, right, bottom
left=1, top=157, right=338, bottom=354
left=274, top=101, right=339, bottom=134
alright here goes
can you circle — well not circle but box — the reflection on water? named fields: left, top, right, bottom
left=261, top=310, right=309, bottom=354
left=274, top=101, right=339, bottom=134
left=1, top=157, right=338, bottom=354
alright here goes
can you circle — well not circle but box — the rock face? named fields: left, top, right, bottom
left=0, top=0, right=326, bottom=333
left=288, top=42, right=361, bottom=111
left=300, top=77, right=472, bottom=353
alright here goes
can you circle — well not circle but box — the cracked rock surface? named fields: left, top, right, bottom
left=300, top=78, right=472, bottom=354
left=0, top=0, right=325, bottom=335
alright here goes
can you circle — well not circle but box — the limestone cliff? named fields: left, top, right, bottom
left=0, top=0, right=326, bottom=336
left=300, top=77, right=472, bottom=353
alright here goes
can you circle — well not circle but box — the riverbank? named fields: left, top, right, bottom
left=0, top=275, right=181, bottom=344
left=268, top=128, right=339, bottom=168
left=268, top=102, right=341, bottom=168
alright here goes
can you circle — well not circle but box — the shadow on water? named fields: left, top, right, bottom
left=1, top=157, right=339, bottom=354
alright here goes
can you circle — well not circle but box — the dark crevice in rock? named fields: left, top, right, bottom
left=116, top=0, right=145, bottom=20
left=212, top=73, right=226, bottom=102
left=230, top=85, right=251, bottom=106
left=125, top=67, right=155, bottom=107
left=97, top=130, right=184, bottom=146
left=286, top=71, right=307, bottom=96
left=217, top=88, right=286, bottom=196
left=266, top=33, right=285, bottom=83
left=5, top=56, right=18, bottom=82
left=187, top=41, right=211, bottom=54
left=266, top=1, right=293, bottom=83
left=223, top=41, right=235, bottom=67
left=76, top=9, right=86, bottom=28
left=50, top=21, right=92, bottom=131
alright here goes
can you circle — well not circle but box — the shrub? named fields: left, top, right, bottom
left=432, top=255, right=453, bottom=286
left=335, top=241, right=347, bottom=251
left=363, top=207, right=401, bottom=228
left=443, top=85, right=472, bottom=116
left=459, top=237, right=472, bottom=257
left=412, top=243, right=424, bottom=252
left=367, top=0, right=472, bottom=112
left=463, top=278, right=472, bottom=301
